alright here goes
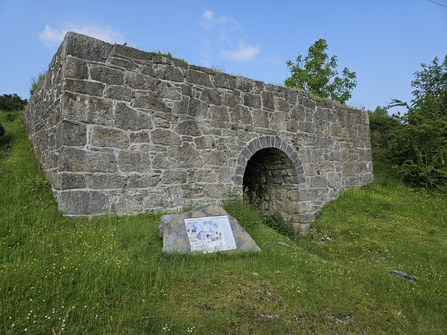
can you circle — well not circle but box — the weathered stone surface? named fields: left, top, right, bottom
left=56, top=121, right=86, bottom=147
left=90, top=65, right=124, bottom=85
left=24, top=32, right=373, bottom=236
left=63, top=56, right=88, bottom=79
left=133, top=92, right=169, bottom=112
left=159, top=205, right=261, bottom=254
left=91, top=126, right=128, bottom=149
left=186, top=69, right=213, bottom=87
left=118, top=150, right=151, bottom=173
left=57, top=190, right=109, bottom=215
left=175, top=120, right=201, bottom=136
left=61, top=92, right=114, bottom=126
left=63, top=79, right=105, bottom=97
left=157, top=65, right=184, bottom=82
left=63, top=32, right=113, bottom=62
left=58, top=147, right=117, bottom=173
left=150, top=128, right=182, bottom=146
left=215, top=72, right=235, bottom=90
left=115, top=103, right=153, bottom=131
left=105, top=85, right=134, bottom=101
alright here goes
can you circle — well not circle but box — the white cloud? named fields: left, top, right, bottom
left=199, top=10, right=237, bottom=30
left=198, top=10, right=259, bottom=63
left=39, top=23, right=124, bottom=47
left=221, top=42, right=260, bottom=61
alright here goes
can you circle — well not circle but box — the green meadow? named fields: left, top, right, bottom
left=1, top=110, right=446, bottom=334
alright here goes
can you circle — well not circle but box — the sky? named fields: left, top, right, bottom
left=0, top=0, right=446, bottom=113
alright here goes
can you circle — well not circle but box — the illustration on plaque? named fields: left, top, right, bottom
left=184, top=216, right=237, bottom=253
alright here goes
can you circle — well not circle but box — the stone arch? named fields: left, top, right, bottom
left=233, top=136, right=305, bottom=224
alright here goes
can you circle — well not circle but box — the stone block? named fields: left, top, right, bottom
left=194, top=136, right=214, bottom=149
left=115, top=103, right=153, bottom=131
left=161, top=170, right=188, bottom=184
left=63, top=56, right=88, bottom=79
left=105, top=85, right=134, bottom=101
left=63, top=79, right=105, bottom=97
left=235, top=77, right=255, bottom=92
left=58, top=147, right=117, bottom=173
left=90, top=65, right=124, bottom=85
left=86, top=173, right=127, bottom=189
left=224, top=92, right=243, bottom=108
left=125, top=72, right=159, bottom=91
left=118, top=150, right=151, bottom=173
left=185, top=69, right=213, bottom=87
left=91, top=126, right=129, bottom=149
left=215, top=72, right=235, bottom=90
left=261, top=91, right=274, bottom=110
left=160, top=205, right=261, bottom=254
left=200, top=88, right=222, bottom=105
left=244, top=93, right=261, bottom=108
left=56, top=121, right=86, bottom=147
left=155, top=81, right=181, bottom=100
left=57, top=190, right=110, bottom=215
left=62, top=92, right=114, bottom=126
left=168, top=143, right=203, bottom=168
left=109, top=57, right=138, bottom=70
left=175, top=120, right=202, bottom=136
left=150, top=128, right=182, bottom=146
left=157, top=64, right=184, bottom=82
left=63, top=32, right=113, bottom=62
left=133, top=92, right=169, bottom=112
left=53, top=172, right=86, bottom=190
left=231, top=105, right=252, bottom=124
left=186, top=98, right=207, bottom=118
left=129, top=131, right=150, bottom=143
left=252, top=109, right=269, bottom=129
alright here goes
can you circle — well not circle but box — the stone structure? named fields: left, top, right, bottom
left=24, top=32, right=373, bottom=235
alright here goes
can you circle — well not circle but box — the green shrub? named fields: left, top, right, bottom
left=263, top=211, right=296, bottom=240
left=0, top=93, right=27, bottom=111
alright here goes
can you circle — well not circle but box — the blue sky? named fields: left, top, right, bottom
left=0, top=0, right=446, bottom=112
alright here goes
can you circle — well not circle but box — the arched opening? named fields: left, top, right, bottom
left=243, top=148, right=299, bottom=218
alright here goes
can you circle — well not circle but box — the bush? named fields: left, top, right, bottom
left=388, top=55, right=447, bottom=191
left=263, top=211, right=296, bottom=240
left=368, top=106, right=402, bottom=162
left=0, top=94, right=27, bottom=112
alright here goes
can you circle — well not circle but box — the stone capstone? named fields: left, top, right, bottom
left=159, top=205, right=261, bottom=254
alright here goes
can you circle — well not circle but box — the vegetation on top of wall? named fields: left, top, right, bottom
left=285, top=38, right=357, bottom=105
left=149, top=51, right=188, bottom=65
left=29, top=71, right=47, bottom=97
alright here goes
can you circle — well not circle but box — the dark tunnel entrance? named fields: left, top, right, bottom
left=242, top=148, right=300, bottom=219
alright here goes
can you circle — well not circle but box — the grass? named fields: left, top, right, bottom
left=1, top=110, right=447, bottom=334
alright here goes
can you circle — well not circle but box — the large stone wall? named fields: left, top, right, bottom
left=24, top=32, right=373, bottom=234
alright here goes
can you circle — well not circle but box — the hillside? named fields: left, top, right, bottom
left=1, top=110, right=446, bottom=334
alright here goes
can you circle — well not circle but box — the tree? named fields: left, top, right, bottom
left=388, top=55, right=447, bottom=191
left=0, top=94, right=27, bottom=112
left=285, top=39, right=357, bottom=104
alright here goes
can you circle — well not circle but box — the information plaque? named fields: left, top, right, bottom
left=184, top=216, right=237, bottom=253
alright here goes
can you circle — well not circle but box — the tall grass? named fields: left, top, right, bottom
left=1, top=111, right=447, bottom=334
